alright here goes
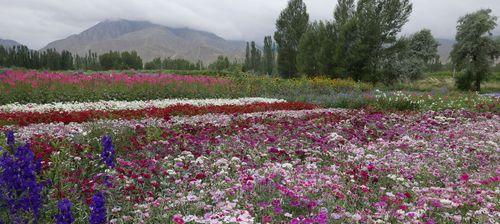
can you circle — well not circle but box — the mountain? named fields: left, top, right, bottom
left=0, top=38, right=22, bottom=48
left=42, top=19, right=246, bottom=63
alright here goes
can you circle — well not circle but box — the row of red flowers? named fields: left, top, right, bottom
left=0, top=102, right=317, bottom=126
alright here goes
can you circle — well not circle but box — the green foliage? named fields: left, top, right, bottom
left=297, top=22, right=321, bottom=76
left=74, top=50, right=101, bottom=70
left=451, top=9, right=500, bottom=91
left=274, top=0, right=309, bottom=78
left=99, top=51, right=143, bottom=70
left=387, top=29, right=442, bottom=80
left=379, top=38, right=422, bottom=84
left=144, top=57, right=203, bottom=70
left=244, top=42, right=251, bottom=72
left=208, top=56, right=231, bottom=71
left=262, top=36, right=275, bottom=75
left=0, top=46, right=146, bottom=71
left=296, top=21, right=335, bottom=77
left=120, top=51, right=143, bottom=70
left=99, top=51, right=123, bottom=70
left=244, top=41, right=262, bottom=73
left=0, top=45, right=75, bottom=70
left=408, top=29, right=440, bottom=66
left=348, top=0, right=413, bottom=83
left=294, top=0, right=413, bottom=83
left=455, top=70, right=475, bottom=91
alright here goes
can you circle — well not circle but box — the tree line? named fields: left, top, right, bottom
left=0, top=46, right=146, bottom=71
left=0, top=45, right=238, bottom=72
left=270, top=0, right=499, bottom=90
left=144, top=57, right=204, bottom=70
left=242, top=37, right=276, bottom=75
left=0, top=45, right=75, bottom=70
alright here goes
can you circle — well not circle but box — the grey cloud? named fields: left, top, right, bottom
left=0, top=0, right=498, bottom=49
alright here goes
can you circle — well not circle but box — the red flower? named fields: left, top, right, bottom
left=404, top=192, right=412, bottom=199
left=195, top=173, right=206, bottom=180
left=0, top=102, right=317, bottom=127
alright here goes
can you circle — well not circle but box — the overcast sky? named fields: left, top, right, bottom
left=0, top=0, right=499, bottom=49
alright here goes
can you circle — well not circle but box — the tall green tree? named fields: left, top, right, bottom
left=250, top=41, right=261, bottom=72
left=297, top=21, right=336, bottom=76
left=408, top=29, right=440, bottom=70
left=451, top=9, right=499, bottom=91
left=209, top=56, right=230, bottom=71
left=349, top=0, right=412, bottom=83
left=99, top=51, right=122, bottom=70
left=0, top=46, right=6, bottom=66
left=244, top=42, right=251, bottom=72
left=262, top=36, right=275, bottom=75
left=144, top=57, right=162, bottom=70
left=60, top=50, right=74, bottom=70
left=274, top=0, right=309, bottom=78
left=379, top=36, right=426, bottom=83
left=380, top=29, right=440, bottom=82
left=297, top=22, right=321, bottom=76
left=331, top=0, right=356, bottom=77
left=327, top=0, right=413, bottom=82
left=121, top=51, right=143, bottom=70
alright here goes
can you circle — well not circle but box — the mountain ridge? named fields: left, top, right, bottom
left=42, top=19, right=245, bottom=63
left=0, top=38, right=22, bottom=48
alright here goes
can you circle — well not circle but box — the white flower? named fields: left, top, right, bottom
left=281, top=163, right=293, bottom=169
left=0, top=98, right=286, bottom=113
left=440, top=199, right=453, bottom=205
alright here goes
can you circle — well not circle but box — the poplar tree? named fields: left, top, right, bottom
left=274, top=0, right=309, bottom=78
left=262, top=36, right=275, bottom=75
left=451, top=9, right=499, bottom=91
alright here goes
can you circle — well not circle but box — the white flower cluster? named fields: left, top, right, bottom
left=0, top=97, right=286, bottom=113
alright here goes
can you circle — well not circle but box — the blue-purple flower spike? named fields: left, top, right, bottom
left=55, top=199, right=75, bottom=224
left=6, top=130, right=15, bottom=148
left=89, top=191, right=106, bottom=224
left=0, top=143, right=44, bottom=222
left=101, top=135, right=115, bottom=168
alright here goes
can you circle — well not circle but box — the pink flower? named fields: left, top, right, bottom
left=460, top=173, right=469, bottom=182
left=172, top=214, right=185, bottom=224
left=262, top=216, right=272, bottom=223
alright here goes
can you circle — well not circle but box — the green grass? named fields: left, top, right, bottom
left=388, top=71, right=500, bottom=93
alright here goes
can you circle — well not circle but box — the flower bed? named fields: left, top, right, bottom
left=0, top=70, right=237, bottom=104
left=0, top=98, right=285, bottom=113
left=1, top=108, right=498, bottom=223
left=0, top=101, right=316, bottom=126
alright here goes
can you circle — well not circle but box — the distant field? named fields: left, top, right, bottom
left=389, top=71, right=500, bottom=93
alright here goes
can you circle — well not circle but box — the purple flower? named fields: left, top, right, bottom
left=0, top=143, right=44, bottom=222
left=315, top=208, right=329, bottom=224
left=89, top=191, right=107, bottom=224
left=101, top=135, right=115, bottom=168
left=55, top=199, right=74, bottom=224
left=5, top=130, right=15, bottom=149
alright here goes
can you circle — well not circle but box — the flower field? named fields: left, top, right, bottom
left=0, top=70, right=499, bottom=223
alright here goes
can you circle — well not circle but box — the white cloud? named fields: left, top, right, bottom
left=0, top=0, right=498, bottom=49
